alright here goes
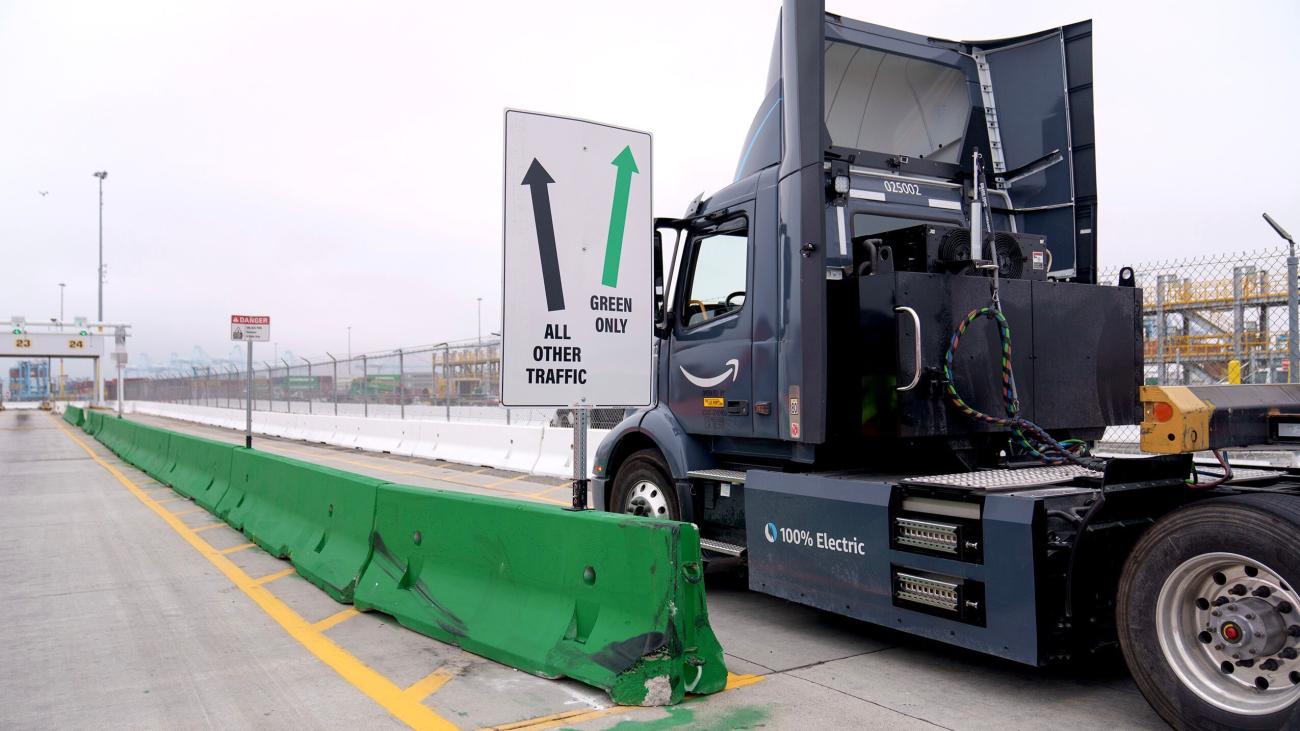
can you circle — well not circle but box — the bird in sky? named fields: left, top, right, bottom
left=37, top=191, right=48, bottom=196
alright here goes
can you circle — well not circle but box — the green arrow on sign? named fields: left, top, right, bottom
left=602, top=145, right=639, bottom=288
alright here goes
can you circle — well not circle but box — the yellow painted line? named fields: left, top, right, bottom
left=313, top=607, right=360, bottom=632
left=253, top=567, right=296, bottom=586
left=485, top=672, right=766, bottom=731
left=54, top=421, right=458, bottom=731
left=220, top=542, right=256, bottom=555
left=483, top=708, right=599, bottom=730
left=485, top=706, right=626, bottom=731
left=191, top=522, right=227, bottom=534
left=724, top=672, right=765, bottom=690
left=482, top=473, right=533, bottom=488
left=403, top=666, right=457, bottom=701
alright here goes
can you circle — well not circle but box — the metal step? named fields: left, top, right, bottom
left=901, top=465, right=1102, bottom=492
left=700, top=538, right=746, bottom=557
left=687, top=468, right=747, bottom=484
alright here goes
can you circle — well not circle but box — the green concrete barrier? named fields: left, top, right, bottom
left=354, top=484, right=728, bottom=705
left=226, top=449, right=382, bottom=602
left=162, top=433, right=236, bottom=511
left=82, top=410, right=102, bottom=435
left=62, top=405, right=83, bottom=426
left=93, top=418, right=728, bottom=706
left=95, top=415, right=128, bottom=456
left=127, top=423, right=173, bottom=482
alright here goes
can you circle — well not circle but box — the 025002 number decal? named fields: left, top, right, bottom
left=882, top=180, right=922, bottom=196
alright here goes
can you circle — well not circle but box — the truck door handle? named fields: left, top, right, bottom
left=895, top=306, right=922, bottom=392
left=727, top=400, right=749, bottom=416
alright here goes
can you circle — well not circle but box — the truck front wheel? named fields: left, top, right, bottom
left=609, top=449, right=679, bottom=520
left=1118, top=494, right=1300, bottom=729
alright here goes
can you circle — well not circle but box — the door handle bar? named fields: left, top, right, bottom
left=895, top=306, right=922, bottom=392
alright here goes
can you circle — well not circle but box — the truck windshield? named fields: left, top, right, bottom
left=824, top=41, right=970, bottom=164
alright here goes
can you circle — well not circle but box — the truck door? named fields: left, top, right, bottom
left=971, top=21, right=1095, bottom=281
left=667, top=211, right=754, bottom=438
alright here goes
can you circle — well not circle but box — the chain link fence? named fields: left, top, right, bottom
left=124, top=336, right=631, bottom=429
left=1099, top=244, right=1299, bottom=445
left=125, top=247, right=1299, bottom=446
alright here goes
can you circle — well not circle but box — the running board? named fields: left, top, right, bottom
left=687, top=469, right=747, bottom=484
left=700, top=538, right=746, bottom=557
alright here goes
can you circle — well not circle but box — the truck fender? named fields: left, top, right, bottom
left=592, top=405, right=715, bottom=517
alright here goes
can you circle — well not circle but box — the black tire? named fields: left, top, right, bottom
left=1117, top=494, right=1300, bottom=731
left=609, top=449, right=679, bottom=520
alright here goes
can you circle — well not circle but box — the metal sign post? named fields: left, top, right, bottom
left=571, top=406, right=589, bottom=509
left=231, top=315, right=270, bottom=449
left=500, top=110, right=653, bottom=510
left=245, top=342, right=253, bottom=447
left=113, top=326, right=127, bottom=417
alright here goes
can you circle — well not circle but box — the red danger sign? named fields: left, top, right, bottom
left=231, top=314, right=270, bottom=341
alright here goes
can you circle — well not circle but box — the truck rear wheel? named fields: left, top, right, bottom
left=610, top=449, right=678, bottom=520
left=1118, top=494, right=1300, bottom=730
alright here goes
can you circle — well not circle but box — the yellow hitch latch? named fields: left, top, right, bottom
left=1139, top=385, right=1213, bottom=454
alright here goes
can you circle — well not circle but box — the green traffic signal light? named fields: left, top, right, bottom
left=10, top=328, right=20, bottom=335
left=79, top=330, right=88, bottom=336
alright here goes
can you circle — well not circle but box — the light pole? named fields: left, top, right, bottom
left=1264, top=213, right=1298, bottom=382
left=93, top=171, right=107, bottom=321
left=477, top=297, right=483, bottom=345
left=347, top=326, right=352, bottom=375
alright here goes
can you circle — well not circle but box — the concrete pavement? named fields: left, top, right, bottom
left=0, top=408, right=1167, bottom=729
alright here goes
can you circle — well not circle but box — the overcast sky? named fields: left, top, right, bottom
left=2, top=0, right=1298, bottom=370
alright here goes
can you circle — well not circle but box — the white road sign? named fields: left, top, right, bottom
left=230, top=315, right=270, bottom=342
left=501, top=110, right=652, bottom=407
left=0, top=332, right=103, bottom=357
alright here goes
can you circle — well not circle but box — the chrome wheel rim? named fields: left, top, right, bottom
left=622, top=479, right=670, bottom=517
left=1156, top=551, right=1300, bottom=716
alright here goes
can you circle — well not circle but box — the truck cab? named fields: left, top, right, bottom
left=593, top=3, right=1132, bottom=526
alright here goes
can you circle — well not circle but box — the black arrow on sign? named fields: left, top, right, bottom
left=521, top=158, right=565, bottom=312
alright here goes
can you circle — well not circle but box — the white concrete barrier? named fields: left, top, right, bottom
left=407, top=421, right=440, bottom=460
left=352, top=418, right=411, bottom=455
left=123, top=401, right=608, bottom=478
left=298, top=416, right=336, bottom=444
left=533, top=426, right=610, bottom=478
left=423, top=422, right=541, bottom=472
left=327, top=416, right=364, bottom=449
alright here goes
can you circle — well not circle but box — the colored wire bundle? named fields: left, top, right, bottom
left=942, top=305, right=1103, bottom=469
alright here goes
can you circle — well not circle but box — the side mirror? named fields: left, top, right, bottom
left=653, top=230, right=669, bottom=338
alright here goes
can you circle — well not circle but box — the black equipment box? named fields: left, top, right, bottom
left=854, top=272, right=1142, bottom=440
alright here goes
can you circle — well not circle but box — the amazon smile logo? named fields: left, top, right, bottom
left=679, top=359, right=740, bottom=388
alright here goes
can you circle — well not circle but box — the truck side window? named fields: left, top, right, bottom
left=680, top=225, right=748, bottom=328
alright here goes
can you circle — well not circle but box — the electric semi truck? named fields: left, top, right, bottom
left=592, top=3, right=1300, bottom=728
